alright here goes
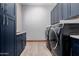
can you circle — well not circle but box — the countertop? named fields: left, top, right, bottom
left=70, top=35, right=79, bottom=39
left=16, top=32, right=26, bottom=35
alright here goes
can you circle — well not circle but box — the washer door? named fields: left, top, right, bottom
left=49, top=27, right=60, bottom=56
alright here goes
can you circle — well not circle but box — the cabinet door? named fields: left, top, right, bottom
left=52, top=5, right=59, bottom=24
left=71, top=3, right=79, bottom=17
left=51, top=10, right=55, bottom=25
left=16, top=35, right=22, bottom=56
left=62, top=3, right=71, bottom=20
left=54, top=6, right=57, bottom=23
left=62, top=3, right=68, bottom=20
left=67, top=3, right=71, bottom=18
left=55, top=5, right=58, bottom=23
left=16, top=40, right=22, bottom=56
left=58, top=3, right=63, bottom=20
left=4, top=3, right=15, bottom=18
left=71, top=38, right=79, bottom=56
left=21, top=33, right=26, bottom=51
left=0, top=4, right=4, bottom=13
left=0, top=14, right=5, bottom=56
left=5, top=16, right=16, bottom=56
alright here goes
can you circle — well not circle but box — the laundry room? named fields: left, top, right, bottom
left=1, top=3, right=79, bottom=56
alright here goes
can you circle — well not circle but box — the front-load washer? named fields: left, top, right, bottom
left=45, top=25, right=52, bottom=51
left=48, top=24, right=62, bottom=56
left=48, top=23, right=71, bottom=56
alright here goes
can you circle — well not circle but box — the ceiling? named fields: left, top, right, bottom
left=21, top=3, right=57, bottom=11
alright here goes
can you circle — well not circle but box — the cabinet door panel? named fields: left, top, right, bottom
left=4, top=4, right=15, bottom=17
left=71, top=38, right=79, bottom=56
left=5, top=16, right=15, bottom=56
left=62, top=3, right=71, bottom=20
left=0, top=14, right=5, bottom=56
left=71, top=3, right=79, bottom=17
left=55, top=5, right=59, bottom=23
left=16, top=35, right=22, bottom=56
left=58, top=4, right=63, bottom=20
left=67, top=3, right=71, bottom=18
left=0, top=4, right=4, bottom=13
left=62, top=3, right=68, bottom=20
left=54, top=6, right=57, bottom=23
left=51, top=10, right=55, bottom=25
left=16, top=40, right=22, bottom=55
left=51, top=5, right=59, bottom=25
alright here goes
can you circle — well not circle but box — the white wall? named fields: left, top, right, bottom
left=22, top=4, right=56, bottom=40
left=16, top=4, right=23, bottom=32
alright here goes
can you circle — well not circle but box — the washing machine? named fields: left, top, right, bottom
left=45, top=25, right=52, bottom=51
left=48, top=23, right=71, bottom=56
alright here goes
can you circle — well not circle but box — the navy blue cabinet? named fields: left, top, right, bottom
left=54, top=5, right=59, bottom=24
left=16, top=33, right=26, bottom=56
left=0, top=14, right=5, bottom=56
left=62, top=3, right=67, bottom=20
left=16, top=34, right=22, bottom=55
left=0, top=4, right=4, bottom=14
left=71, top=38, right=79, bottom=56
left=51, top=4, right=59, bottom=25
left=5, top=16, right=16, bottom=56
left=4, top=4, right=15, bottom=18
left=62, top=3, right=71, bottom=20
left=21, top=33, right=26, bottom=50
left=51, top=3, right=79, bottom=22
left=70, top=3, right=79, bottom=18
left=58, top=4, right=63, bottom=20
left=0, top=3, right=16, bottom=56
left=51, top=9, right=55, bottom=25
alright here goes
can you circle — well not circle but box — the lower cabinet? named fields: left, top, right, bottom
left=16, top=33, right=26, bottom=56
left=71, top=38, right=79, bottom=56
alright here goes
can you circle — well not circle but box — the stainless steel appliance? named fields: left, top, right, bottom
left=45, top=25, right=52, bottom=51
left=48, top=24, right=63, bottom=56
left=48, top=23, right=79, bottom=56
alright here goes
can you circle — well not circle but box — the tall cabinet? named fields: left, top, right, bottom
left=0, top=3, right=16, bottom=56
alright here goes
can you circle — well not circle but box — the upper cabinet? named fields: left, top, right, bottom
left=62, top=3, right=68, bottom=20
left=51, top=4, right=60, bottom=25
left=70, top=3, right=79, bottom=18
left=53, top=5, right=59, bottom=24
left=4, top=4, right=16, bottom=18
left=51, top=3, right=79, bottom=25
left=0, top=4, right=4, bottom=14
left=58, top=4, right=63, bottom=20
left=62, top=3, right=71, bottom=20
left=51, top=10, right=55, bottom=25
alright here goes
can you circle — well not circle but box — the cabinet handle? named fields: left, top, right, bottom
left=7, top=16, right=8, bottom=26
left=3, top=15, right=5, bottom=25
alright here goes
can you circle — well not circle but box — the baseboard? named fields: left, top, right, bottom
left=26, top=40, right=47, bottom=42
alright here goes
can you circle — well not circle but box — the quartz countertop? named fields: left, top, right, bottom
left=70, top=35, right=79, bottom=39
left=16, top=32, right=26, bottom=35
